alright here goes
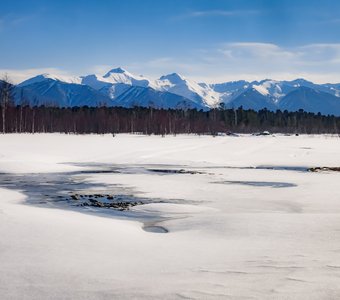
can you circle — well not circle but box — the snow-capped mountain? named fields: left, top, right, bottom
left=19, top=74, right=81, bottom=87
left=82, top=69, right=220, bottom=108
left=15, top=68, right=205, bottom=109
left=102, top=67, right=155, bottom=88
left=225, top=87, right=277, bottom=111
left=208, top=78, right=340, bottom=115
left=209, top=79, right=317, bottom=104
left=82, top=68, right=155, bottom=89
left=208, top=80, right=249, bottom=94
left=13, top=67, right=340, bottom=115
left=279, top=87, right=340, bottom=116
left=155, top=73, right=220, bottom=108
left=15, top=78, right=111, bottom=107
left=81, top=67, right=158, bottom=99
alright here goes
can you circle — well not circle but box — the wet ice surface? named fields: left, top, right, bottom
left=0, top=163, right=212, bottom=233
left=0, top=166, right=182, bottom=232
left=216, top=180, right=297, bottom=188
left=0, top=161, right=314, bottom=239
left=0, top=163, right=303, bottom=230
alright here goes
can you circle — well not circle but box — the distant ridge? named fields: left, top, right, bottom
left=13, top=67, right=340, bottom=116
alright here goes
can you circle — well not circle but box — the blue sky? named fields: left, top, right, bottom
left=1, top=0, right=340, bottom=83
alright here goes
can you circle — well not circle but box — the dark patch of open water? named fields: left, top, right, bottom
left=0, top=164, right=182, bottom=233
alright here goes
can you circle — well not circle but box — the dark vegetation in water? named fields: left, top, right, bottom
left=148, top=169, right=204, bottom=175
left=308, top=167, right=340, bottom=172
left=70, top=193, right=143, bottom=210
left=205, top=165, right=308, bottom=172
left=1, top=79, right=340, bottom=135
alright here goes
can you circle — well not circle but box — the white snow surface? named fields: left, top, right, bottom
left=156, top=73, right=221, bottom=107
left=81, top=67, right=158, bottom=90
left=252, top=80, right=284, bottom=99
left=252, top=84, right=270, bottom=96
left=1, top=134, right=340, bottom=299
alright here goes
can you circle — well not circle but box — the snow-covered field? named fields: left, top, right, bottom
left=1, top=133, right=340, bottom=299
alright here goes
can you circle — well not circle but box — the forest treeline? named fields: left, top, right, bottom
left=1, top=105, right=339, bottom=135
left=1, top=79, right=339, bottom=135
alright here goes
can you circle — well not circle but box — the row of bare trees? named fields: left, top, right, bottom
left=0, top=105, right=339, bottom=135
left=0, top=75, right=15, bottom=134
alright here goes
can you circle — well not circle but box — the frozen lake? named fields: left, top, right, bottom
left=0, top=133, right=340, bottom=299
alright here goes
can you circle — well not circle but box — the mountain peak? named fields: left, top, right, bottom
left=104, top=67, right=128, bottom=77
left=290, top=78, right=313, bottom=85
left=19, top=73, right=81, bottom=87
left=159, top=73, right=185, bottom=84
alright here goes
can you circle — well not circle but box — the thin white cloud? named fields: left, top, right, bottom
left=320, top=18, right=340, bottom=24
left=126, top=57, right=203, bottom=80
left=188, top=9, right=260, bottom=18
left=220, top=42, right=299, bottom=60
left=147, top=57, right=173, bottom=66
left=301, top=43, right=340, bottom=65
left=90, top=65, right=117, bottom=75
left=0, top=68, right=77, bottom=84
left=193, top=72, right=340, bottom=85
left=4, top=43, right=340, bottom=85
left=0, top=13, right=37, bottom=32
left=133, top=43, right=340, bottom=84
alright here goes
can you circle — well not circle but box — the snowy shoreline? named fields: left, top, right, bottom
left=1, top=133, right=340, bottom=299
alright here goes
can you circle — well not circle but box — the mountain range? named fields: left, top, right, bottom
left=13, top=67, right=340, bottom=116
